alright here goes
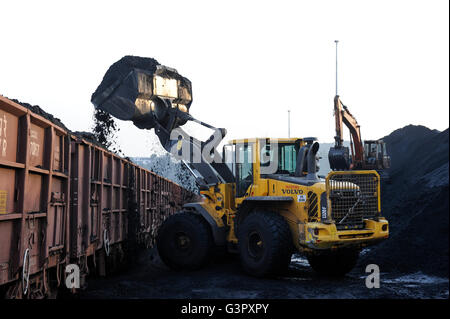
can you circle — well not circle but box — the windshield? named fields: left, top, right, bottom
left=261, top=143, right=298, bottom=175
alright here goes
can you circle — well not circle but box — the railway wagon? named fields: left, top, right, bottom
left=0, top=96, right=198, bottom=298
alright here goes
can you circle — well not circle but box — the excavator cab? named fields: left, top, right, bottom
left=364, top=140, right=390, bottom=170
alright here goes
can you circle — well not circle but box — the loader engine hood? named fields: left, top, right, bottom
left=91, top=55, right=193, bottom=131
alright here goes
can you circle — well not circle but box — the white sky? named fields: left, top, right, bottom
left=0, top=0, right=448, bottom=156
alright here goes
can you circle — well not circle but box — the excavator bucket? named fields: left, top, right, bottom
left=91, top=56, right=193, bottom=132
left=328, top=146, right=351, bottom=170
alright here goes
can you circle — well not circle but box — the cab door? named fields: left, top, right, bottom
left=235, top=143, right=254, bottom=198
left=381, top=142, right=391, bottom=169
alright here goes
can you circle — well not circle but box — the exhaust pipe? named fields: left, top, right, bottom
left=294, top=146, right=308, bottom=177
left=307, top=142, right=320, bottom=180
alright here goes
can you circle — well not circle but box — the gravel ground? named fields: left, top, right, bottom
left=80, top=248, right=449, bottom=299
left=79, top=126, right=449, bottom=300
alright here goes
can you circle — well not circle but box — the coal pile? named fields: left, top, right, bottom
left=362, top=125, right=449, bottom=277
left=5, top=95, right=121, bottom=154
left=8, top=98, right=69, bottom=131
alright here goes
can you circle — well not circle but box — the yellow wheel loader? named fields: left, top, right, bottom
left=156, top=138, right=389, bottom=276
left=91, top=56, right=389, bottom=277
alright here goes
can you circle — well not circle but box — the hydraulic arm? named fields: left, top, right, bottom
left=329, top=95, right=390, bottom=172
left=330, top=95, right=364, bottom=170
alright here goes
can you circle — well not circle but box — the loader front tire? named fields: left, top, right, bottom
left=157, top=211, right=213, bottom=271
left=307, top=248, right=360, bottom=276
left=238, top=211, right=293, bottom=277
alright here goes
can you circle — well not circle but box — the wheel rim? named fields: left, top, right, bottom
left=174, top=231, right=192, bottom=252
left=247, top=231, right=264, bottom=260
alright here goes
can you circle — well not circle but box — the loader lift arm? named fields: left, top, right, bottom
left=154, top=109, right=235, bottom=188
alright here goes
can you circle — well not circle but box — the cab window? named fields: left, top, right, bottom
left=382, top=143, right=387, bottom=156
left=279, top=144, right=297, bottom=174
left=261, top=143, right=298, bottom=175
left=235, top=143, right=253, bottom=197
left=223, top=144, right=236, bottom=176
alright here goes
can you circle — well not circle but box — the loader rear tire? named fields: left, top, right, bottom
left=307, top=248, right=360, bottom=276
left=157, top=211, right=213, bottom=271
left=238, top=211, right=293, bottom=277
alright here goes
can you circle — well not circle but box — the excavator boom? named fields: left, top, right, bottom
left=333, top=95, right=364, bottom=164
left=329, top=95, right=390, bottom=173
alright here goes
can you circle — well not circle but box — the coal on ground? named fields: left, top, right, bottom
left=80, top=248, right=448, bottom=299
left=361, top=125, right=449, bottom=277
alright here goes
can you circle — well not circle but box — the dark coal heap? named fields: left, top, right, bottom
left=71, top=131, right=112, bottom=151
left=8, top=98, right=69, bottom=131
left=5, top=96, right=115, bottom=152
left=362, top=125, right=449, bottom=277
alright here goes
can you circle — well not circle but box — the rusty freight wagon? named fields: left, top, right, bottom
left=0, top=96, right=197, bottom=298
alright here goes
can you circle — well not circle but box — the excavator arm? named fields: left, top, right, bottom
left=329, top=95, right=391, bottom=174
left=337, top=96, right=364, bottom=164
left=329, top=95, right=364, bottom=170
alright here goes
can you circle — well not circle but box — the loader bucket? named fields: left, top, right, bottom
left=91, top=56, right=193, bottom=130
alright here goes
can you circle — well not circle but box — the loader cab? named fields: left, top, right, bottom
left=223, top=140, right=256, bottom=198
left=223, top=138, right=308, bottom=199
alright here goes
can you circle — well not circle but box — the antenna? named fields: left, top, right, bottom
left=335, top=40, right=339, bottom=96
left=288, top=109, right=291, bottom=138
